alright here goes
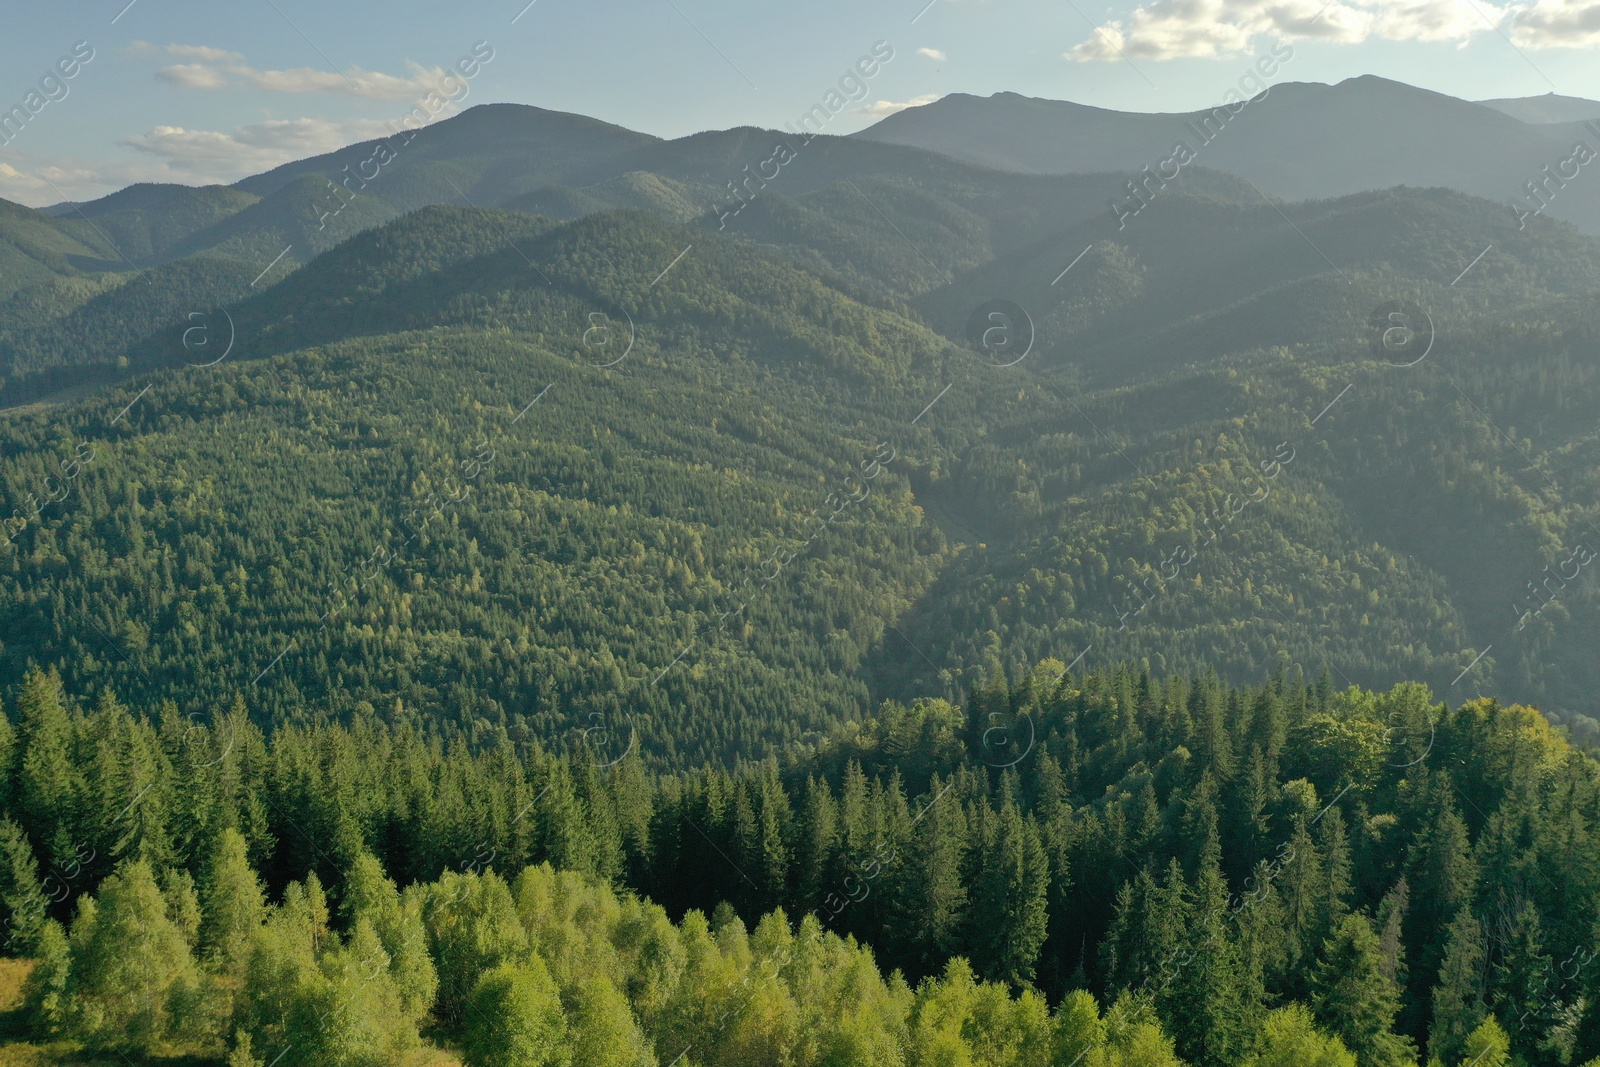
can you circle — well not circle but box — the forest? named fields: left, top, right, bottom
left=0, top=200, right=1597, bottom=770
left=2, top=91, right=1600, bottom=1067
left=0, top=661, right=1597, bottom=1067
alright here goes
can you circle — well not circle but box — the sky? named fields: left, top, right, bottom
left=2, top=0, right=1600, bottom=207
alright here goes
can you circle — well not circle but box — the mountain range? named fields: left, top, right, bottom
left=0, top=76, right=1598, bottom=763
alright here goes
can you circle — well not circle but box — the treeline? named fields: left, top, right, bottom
left=3, top=663, right=1600, bottom=1065
left=10, top=836, right=1524, bottom=1067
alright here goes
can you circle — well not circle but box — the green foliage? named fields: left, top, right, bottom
left=1311, top=914, right=1416, bottom=1067
left=462, top=958, right=570, bottom=1067
left=1241, top=1004, right=1355, bottom=1067
left=0, top=815, right=46, bottom=953
left=425, top=869, right=528, bottom=1029
left=59, top=857, right=199, bottom=1052
left=0, top=660, right=1595, bottom=1065
left=201, top=826, right=266, bottom=974
left=1458, top=1015, right=1512, bottom=1067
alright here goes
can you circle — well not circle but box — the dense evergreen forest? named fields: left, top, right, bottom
left=4, top=97, right=1600, bottom=1067
left=1, top=663, right=1598, bottom=1066
left=0, top=197, right=1598, bottom=768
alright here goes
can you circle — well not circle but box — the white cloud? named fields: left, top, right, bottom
left=166, top=43, right=245, bottom=62
left=1511, top=0, right=1600, bottom=48
left=126, top=41, right=244, bottom=61
left=121, top=116, right=398, bottom=174
left=0, top=161, right=109, bottom=205
left=132, top=41, right=456, bottom=100
left=855, top=93, right=942, bottom=116
left=233, top=62, right=454, bottom=100
left=917, top=47, right=948, bottom=60
left=157, top=63, right=231, bottom=90
left=1063, top=0, right=1531, bottom=61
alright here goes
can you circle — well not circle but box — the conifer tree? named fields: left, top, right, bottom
left=0, top=815, right=46, bottom=953
left=15, top=669, right=76, bottom=872
left=792, top=776, right=837, bottom=918
left=1311, top=913, right=1416, bottom=1067
left=1161, top=836, right=1264, bottom=1067
left=201, top=826, right=266, bottom=974
left=969, top=799, right=1049, bottom=988
left=1489, top=897, right=1555, bottom=1062
left=1375, top=878, right=1409, bottom=989
left=1429, top=908, right=1486, bottom=1065
left=891, top=771, right=968, bottom=977
left=1403, top=783, right=1478, bottom=1033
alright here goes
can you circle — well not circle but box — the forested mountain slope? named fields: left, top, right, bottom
left=1, top=181, right=1599, bottom=756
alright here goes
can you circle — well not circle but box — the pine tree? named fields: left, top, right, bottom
left=968, top=799, right=1049, bottom=988
left=1429, top=908, right=1486, bottom=1065
left=201, top=826, right=266, bottom=974
left=0, top=815, right=46, bottom=954
left=1311, top=913, right=1416, bottom=1067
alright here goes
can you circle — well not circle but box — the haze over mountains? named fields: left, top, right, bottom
left=0, top=75, right=1599, bottom=761
left=858, top=75, right=1600, bottom=234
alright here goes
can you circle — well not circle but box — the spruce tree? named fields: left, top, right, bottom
left=1161, top=837, right=1264, bottom=1067
left=1311, top=913, right=1416, bottom=1067
left=891, top=771, right=968, bottom=977
left=792, top=775, right=837, bottom=919
left=200, top=826, right=266, bottom=974
left=1490, top=897, right=1555, bottom=1062
left=0, top=815, right=46, bottom=954
left=1429, top=908, right=1486, bottom=1065
left=1404, top=783, right=1478, bottom=1034
left=968, top=799, right=1048, bottom=988
left=15, top=669, right=76, bottom=873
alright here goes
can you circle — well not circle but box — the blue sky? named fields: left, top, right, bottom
left=3, top=0, right=1600, bottom=206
